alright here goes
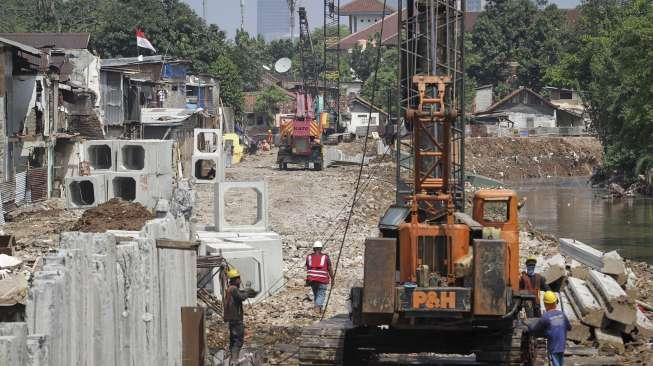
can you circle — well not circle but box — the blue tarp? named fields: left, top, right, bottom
left=162, top=63, right=188, bottom=79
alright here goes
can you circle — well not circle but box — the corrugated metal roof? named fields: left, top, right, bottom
left=0, top=36, right=41, bottom=55
left=101, top=55, right=189, bottom=68
left=0, top=33, right=90, bottom=49
left=140, top=108, right=198, bottom=125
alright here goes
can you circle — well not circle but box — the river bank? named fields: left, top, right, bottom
left=466, top=136, right=603, bottom=180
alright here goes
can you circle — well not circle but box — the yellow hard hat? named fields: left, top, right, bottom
left=526, top=255, right=537, bottom=264
left=227, top=268, right=240, bottom=279
left=543, top=291, right=557, bottom=305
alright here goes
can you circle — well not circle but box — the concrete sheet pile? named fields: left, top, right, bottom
left=66, top=139, right=175, bottom=209
left=324, top=147, right=372, bottom=167
left=192, top=128, right=224, bottom=184
left=0, top=215, right=196, bottom=366
left=542, top=238, right=653, bottom=354
left=196, top=179, right=284, bottom=303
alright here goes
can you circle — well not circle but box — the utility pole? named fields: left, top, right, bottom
left=240, top=0, right=246, bottom=31
left=287, top=0, right=296, bottom=41
left=202, top=0, right=207, bottom=20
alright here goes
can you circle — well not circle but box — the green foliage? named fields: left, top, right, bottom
left=207, top=55, right=243, bottom=114
left=468, top=0, right=568, bottom=96
left=551, top=0, right=653, bottom=178
left=361, top=47, right=398, bottom=112
left=254, top=86, right=291, bottom=124
left=349, top=44, right=376, bottom=81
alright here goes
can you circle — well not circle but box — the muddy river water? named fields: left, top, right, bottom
left=510, top=177, right=653, bottom=263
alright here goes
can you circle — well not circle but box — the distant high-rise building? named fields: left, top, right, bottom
left=257, top=0, right=291, bottom=41
left=466, top=0, right=482, bottom=12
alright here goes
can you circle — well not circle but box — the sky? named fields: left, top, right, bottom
left=182, top=0, right=581, bottom=39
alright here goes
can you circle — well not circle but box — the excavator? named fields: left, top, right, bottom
left=299, top=1, right=538, bottom=364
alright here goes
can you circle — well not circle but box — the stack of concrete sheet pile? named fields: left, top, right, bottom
left=65, top=139, right=174, bottom=209
left=192, top=128, right=224, bottom=184
left=538, top=238, right=653, bottom=355
left=0, top=215, right=196, bottom=366
left=196, top=179, right=284, bottom=303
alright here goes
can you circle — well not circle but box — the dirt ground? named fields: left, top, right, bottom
left=466, top=136, right=603, bottom=180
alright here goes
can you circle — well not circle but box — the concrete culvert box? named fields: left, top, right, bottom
left=112, top=176, right=136, bottom=201
left=65, top=175, right=107, bottom=208
left=70, top=180, right=95, bottom=205
left=195, top=130, right=221, bottom=153
left=191, top=154, right=221, bottom=184
left=88, top=144, right=112, bottom=170
left=106, top=173, right=159, bottom=208
left=121, top=145, right=145, bottom=170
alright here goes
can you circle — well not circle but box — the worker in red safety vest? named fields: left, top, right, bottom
left=306, top=241, right=335, bottom=314
left=519, top=255, right=550, bottom=317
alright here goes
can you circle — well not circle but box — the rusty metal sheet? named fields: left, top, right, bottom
left=27, top=167, right=47, bottom=202
left=363, top=237, right=396, bottom=314
left=181, top=306, right=205, bottom=366
left=473, top=239, right=507, bottom=315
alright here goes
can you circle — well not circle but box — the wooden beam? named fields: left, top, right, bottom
left=156, top=239, right=200, bottom=251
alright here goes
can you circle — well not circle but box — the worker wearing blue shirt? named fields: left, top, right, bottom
left=527, top=291, right=571, bottom=366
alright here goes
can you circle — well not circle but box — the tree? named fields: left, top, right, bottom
left=348, top=44, right=376, bottom=81
left=254, top=86, right=290, bottom=125
left=360, top=47, right=398, bottom=112
left=548, top=0, right=652, bottom=180
left=468, top=0, right=568, bottom=96
left=208, top=55, right=244, bottom=114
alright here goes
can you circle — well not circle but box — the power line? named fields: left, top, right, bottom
left=320, top=0, right=389, bottom=321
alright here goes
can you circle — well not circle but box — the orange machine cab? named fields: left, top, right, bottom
left=396, top=189, right=520, bottom=291
left=472, top=189, right=520, bottom=289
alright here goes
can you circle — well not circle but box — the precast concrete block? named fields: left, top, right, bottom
left=117, top=140, right=174, bottom=175
left=208, top=248, right=267, bottom=302
left=82, top=140, right=118, bottom=172
left=65, top=174, right=107, bottom=209
left=214, top=181, right=268, bottom=232
left=199, top=231, right=283, bottom=296
left=105, top=172, right=159, bottom=208
left=193, top=128, right=222, bottom=155
left=191, top=152, right=222, bottom=184
left=59, top=232, right=118, bottom=366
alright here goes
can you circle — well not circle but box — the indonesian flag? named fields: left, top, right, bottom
left=136, top=29, right=156, bottom=53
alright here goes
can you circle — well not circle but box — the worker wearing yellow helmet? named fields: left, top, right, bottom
left=519, top=255, right=550, bottom=317
left=526, top=291, right=571, bottom=366
left=223, top=267, right=258, bottom=365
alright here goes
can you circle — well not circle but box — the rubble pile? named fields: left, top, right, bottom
left=521, top=234, right=653, bottom=363
left=2, top=199, right=80, bottom=262
left=71, top=198, right=155, bottom=232
left=466, top=136, right=603, bottom=180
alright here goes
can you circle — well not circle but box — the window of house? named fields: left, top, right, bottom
left=526, top=117, right=534, bottom=128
